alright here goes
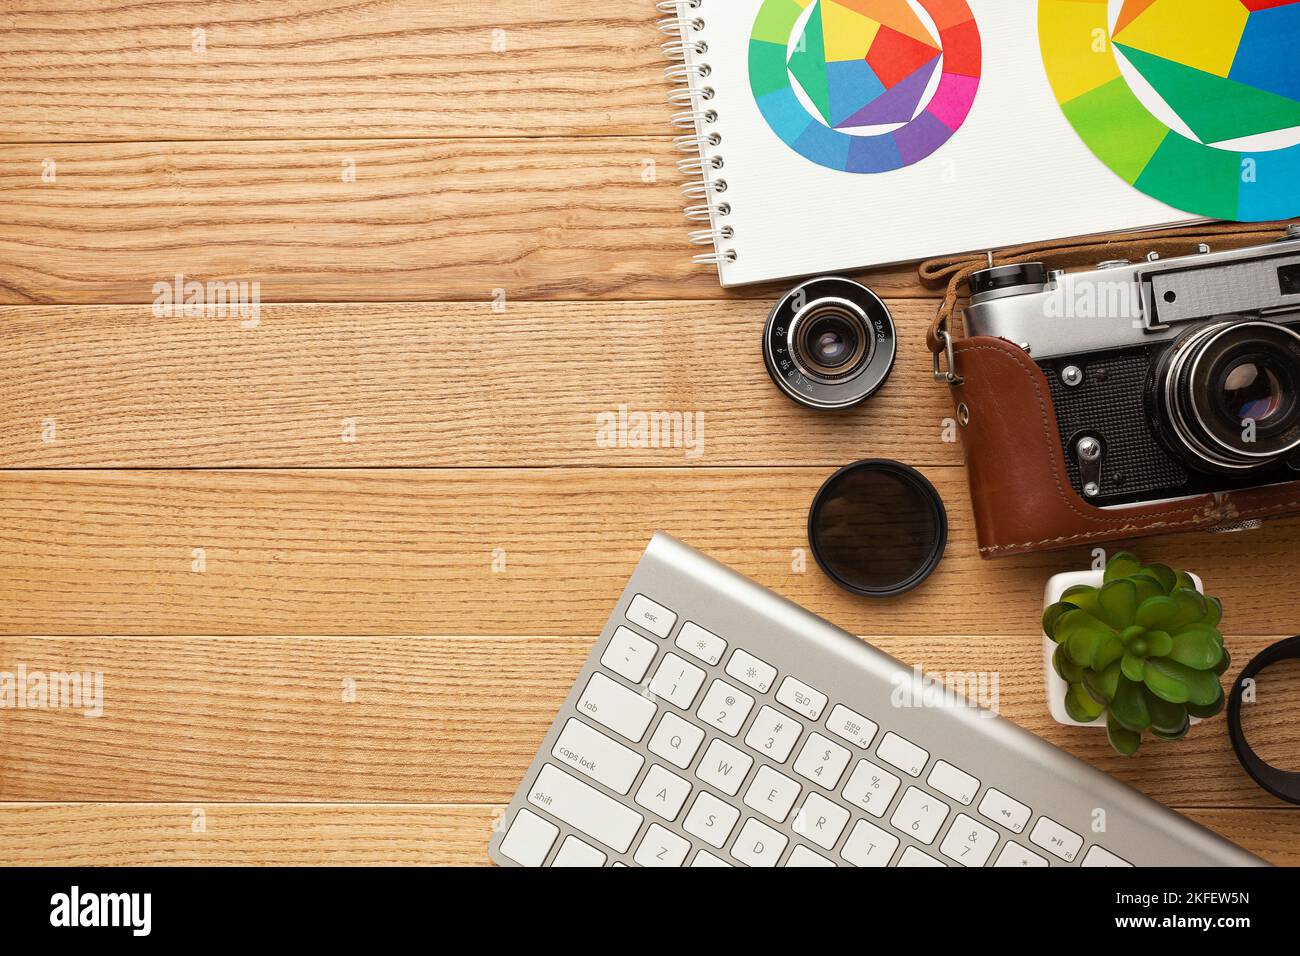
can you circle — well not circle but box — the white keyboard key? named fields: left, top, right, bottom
left=726, top=648, right=777, bottom=694
left=994, top=842, right=1049, bottom=867
left=889, top=786, right=950, bottom=845
left=634, top=823, right=690, bottom=867
left=898, top=847, right=945, bottom=867
left=499, top=809, right=558, bottom=867
left=743, top=766, right=802, bottom=823
left=876, top=731, right=929, bottom=777
left=793, top=733, right=852, bottom=790
left=939, top=813, right=998, bottom=867
left=635, top=765, right=692, bottom=821
left=927, top=760, right=980, bottom=806
left=647, top=712, right=705, bottom=769
left=840, top=819, right=899, bottom=867
left=744, top=706, right=803, bottom=763
left=551, top=835, right=607, bottom=867
left=649, top=653, right=707, bottom=709
left=600, top=626, right=657, bottom=683
left=697, top=679, right=754, bottom=737
left=527, top=765, right=644, bottom=853
left=626, top=594, right=676, bottom=638
left=676, top=621, right=726, bottom=666
left=696, top=739, right=754, bottom=796
left=683, top=791, right=741, bottom=849
left=792, top=793, right=849, bottom=850
left=978, top=788, right=1032, bottom=834
left=1082, top=845, right=1133, bottom=867
left=825, top=704, right=879, bottom=750
left=612, top=862, right=627, bottom=867
left=1030, top=816, right=1084, bottom=863
left=577, top=672, right=656, bottom=743
left=775, top=676, right=827, bottom=720
left=551, top=718, right=645, bottom=795
left=787, top=845, right=836, bottom=867
left=731, top=817, right=788, bottom=867
left=842, top=759, right=901, bottom=818
left=690, top=850, right=732, bottom=867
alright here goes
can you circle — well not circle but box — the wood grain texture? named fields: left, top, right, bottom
left=0, top=301, right=957, bottom=467
left=0, top=804, right=1296, bottom=866
left=0, top=636, right=1296, bottom=808
left=0, top=0, right=668, bottom=141
left=5, top=468, right=1300, bottom=638
left=0, top=138, right=919, bottom=305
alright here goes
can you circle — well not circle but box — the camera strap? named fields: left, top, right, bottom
left=1228, top=635, right=1300, bottom=807
left=920, top=220, right=1297, bottom=358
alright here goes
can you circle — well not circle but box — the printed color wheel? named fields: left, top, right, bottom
left=749, top=0, right=982, bottom=174
left=1039, top=0, right=1300, bottom=221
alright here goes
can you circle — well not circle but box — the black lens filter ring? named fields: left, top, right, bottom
left=1228, top=634, right=1300, bottom=806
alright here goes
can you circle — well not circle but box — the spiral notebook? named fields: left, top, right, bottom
left=663, top=0, right=1199, bottom=287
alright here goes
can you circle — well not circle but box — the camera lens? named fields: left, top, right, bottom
left=1156, top=321, right=1300, bottom=471
left=763, top=277, right=896, bottom=410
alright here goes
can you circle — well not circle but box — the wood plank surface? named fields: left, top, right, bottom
left=0, top=0, right=670, bottom=142
left=0, top=301, right=955, bottom=468
left=0, top=637, right=1296, bottom=809
left=0, top=139, right=920, bottom=305
left=0, top=804, right=1295, bottom=867
left=5, top=468, right=1300, bottom=638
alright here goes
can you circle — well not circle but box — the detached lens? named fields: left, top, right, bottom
left=808, top=460, right=948, bottom=598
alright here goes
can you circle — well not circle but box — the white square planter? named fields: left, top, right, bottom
left=1043, top=569, right=1204, bottom=727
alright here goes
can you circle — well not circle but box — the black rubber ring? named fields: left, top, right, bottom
left=1227, top=634, right=1300, bottom=806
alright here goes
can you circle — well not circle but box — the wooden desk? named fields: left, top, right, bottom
left=1, top=1, right=1297, bottom=866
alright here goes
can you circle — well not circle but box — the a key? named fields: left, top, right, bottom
left=690, top=850, right=732, bottom=867
left=994, top=842, right=1049, bottom=867
left=726, top=649, right=777, bottom=693
left=927, top=760, right=980, bottom=806
left=775, top=676, right=827, bottom=720
left=600, top=626, right=657, bottom=683
left=978, top=788, right=1032, bottom=834
left=683, top=791, right=741, bottom=849
left=889, top=786, right=950, bottom=845
left=1030, top=816, right=1083, bottom=862
left=792, top=792, right=849, bottom=850
left=731, top=818, right=788, bottom=867
left=634, top=765, right=692, bottom=821
left=840, top=818, right=899, bottom=867
left=499, top=809, right=559, bottom=867
left=898, top=847, right=945, bottom=867
left=697, top=679, right=755, bottom=737
left=626, top=594, right=676, bottom=638
left=743, top=705, right=802, bottom=763
left=696, top=739, right=754, bottom=796
left=649, top=653, right=706, bottom=709
left=676, top=621, right=726, bottom=666
left=939, top=813, right=998, bottom=867
left=841, top=758, right=901, bottom=818
left=743, top=766, right=802, bottom=823
left=634, top=823, right=690, bottom=867
left=551, top=718, right=645, bottom=795
left=647, top=712, right=705, bottom=769
left=551, top=835, right=607, bottom=867
left=792, top=732, right=852, bottom=790
left=1082, top=845, right=1132, bottom=867
left=786, top=846, right=836, bottom=867
left=825, top=704, right=878, bottom=750
left=876, top=731, right=928, bottom=777
left=576, top=672, right=656, bottom=743
left=526, top=765, right=644, bottom=853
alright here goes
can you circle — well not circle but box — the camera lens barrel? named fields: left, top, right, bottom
left=1156, top=320, right=1300, bottom=472
left=763, top=277, right=897, bottom=410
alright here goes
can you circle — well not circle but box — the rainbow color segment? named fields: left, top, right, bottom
left=749, top=0, right=981, bottom=173
left=1039, top=0, right=1300, bottom=221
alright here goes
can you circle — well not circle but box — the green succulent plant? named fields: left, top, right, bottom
left=1043, top=551, right=1230, bottom=756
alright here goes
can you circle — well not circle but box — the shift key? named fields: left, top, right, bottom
left=528, top=765, right=644, bottom=853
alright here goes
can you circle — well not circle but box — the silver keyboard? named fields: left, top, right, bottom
left=488, top=534, right=1265, bottom=867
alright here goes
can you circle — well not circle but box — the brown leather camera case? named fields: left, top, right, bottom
left=923, top=222, right=1300, bottom=558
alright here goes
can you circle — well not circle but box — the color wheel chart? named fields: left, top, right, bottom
left=749, top=0, right=981, bottom=173
left=1040, top=0, right=1300, bottom=221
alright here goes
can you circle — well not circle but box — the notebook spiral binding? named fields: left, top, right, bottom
left=658, top=0, right=736, bottom=267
